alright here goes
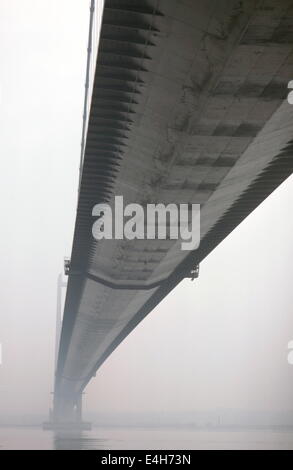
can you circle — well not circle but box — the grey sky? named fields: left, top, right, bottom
left=0, top=0, right=293, bottom=419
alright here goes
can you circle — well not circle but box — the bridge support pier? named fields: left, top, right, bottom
left=43, top=272, right=91, bottom=431
left=43, top=393, right=91, bottom=431
left=75, top=394, right=82, bottom=423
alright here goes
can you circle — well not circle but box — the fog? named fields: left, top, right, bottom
left=0, top=1, right=293, bottom=423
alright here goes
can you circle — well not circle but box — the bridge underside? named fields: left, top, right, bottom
left=55, top=0, right=293, bottom=407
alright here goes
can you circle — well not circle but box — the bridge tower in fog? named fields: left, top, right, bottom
left=44, top=267, right=91, bottom=430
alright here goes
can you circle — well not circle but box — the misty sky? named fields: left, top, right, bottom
left=0, top=0, right=293, bottom=419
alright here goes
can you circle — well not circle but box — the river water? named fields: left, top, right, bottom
left=1, top=426, right=293, bottom=450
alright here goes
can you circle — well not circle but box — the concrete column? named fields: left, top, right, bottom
left=55, top=274, right=66, bottom=373
left=75, top=395, right=82, bottom=423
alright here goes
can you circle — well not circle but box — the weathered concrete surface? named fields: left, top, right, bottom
left=56, top=0, right=293, bottom=403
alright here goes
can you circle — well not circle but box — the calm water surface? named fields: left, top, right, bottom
left=1, top=426, right=293, bottom=450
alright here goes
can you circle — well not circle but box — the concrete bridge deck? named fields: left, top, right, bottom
left=53, top=0, right=293, bottom=420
